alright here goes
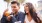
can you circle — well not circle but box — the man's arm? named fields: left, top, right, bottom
left=18, top=12, right=25, bottom=23
left=1, top=15, right=6, bottom=23
left=1, top=9, right=12, bottom=23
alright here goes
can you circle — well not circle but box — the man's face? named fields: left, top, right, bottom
left=11, top=3, right=19, bottom=13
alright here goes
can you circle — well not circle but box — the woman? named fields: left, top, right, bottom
left=24, top=2, right=41, bottom=23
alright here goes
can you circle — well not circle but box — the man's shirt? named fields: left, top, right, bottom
left=11, top=12, right=25, bottom=23
left=1, top=12, right=25, bottom=23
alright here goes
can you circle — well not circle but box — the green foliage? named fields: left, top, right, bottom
left=4, top=0, right=11, bottom=3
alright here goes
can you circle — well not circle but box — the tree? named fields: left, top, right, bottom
left=4, top=0, right=11, bottom=9
left=18, top=0, right=25, bottom=3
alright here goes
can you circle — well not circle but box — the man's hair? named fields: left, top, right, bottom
left=11, top=1, right=20, bottom=6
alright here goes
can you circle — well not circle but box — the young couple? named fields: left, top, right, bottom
left=1, top=1, right=41, bottom=23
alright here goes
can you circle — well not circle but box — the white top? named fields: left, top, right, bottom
left=14, top=21, right=21, bottom=23
left=24, top=15, right=36, bottom=23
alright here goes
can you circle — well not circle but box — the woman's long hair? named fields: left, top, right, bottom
left=25, top=3, right=41, bottom=23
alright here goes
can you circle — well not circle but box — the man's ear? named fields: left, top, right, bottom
left=18, top=6, right=20, bottom=9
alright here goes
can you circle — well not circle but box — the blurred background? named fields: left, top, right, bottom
left=0, top=0, right=42, bottom=23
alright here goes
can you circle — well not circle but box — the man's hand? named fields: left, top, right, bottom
left=7, top=16, right=12, bottom=21
left=3, top=9, right=12, bottom=21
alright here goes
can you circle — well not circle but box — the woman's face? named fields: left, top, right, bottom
left=24, top=4, right=29, bottom=14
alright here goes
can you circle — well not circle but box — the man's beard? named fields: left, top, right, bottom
left=13, top=11, right=17, bottom=14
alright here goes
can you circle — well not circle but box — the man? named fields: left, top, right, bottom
left=1, top=1, right=25, bottom=23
